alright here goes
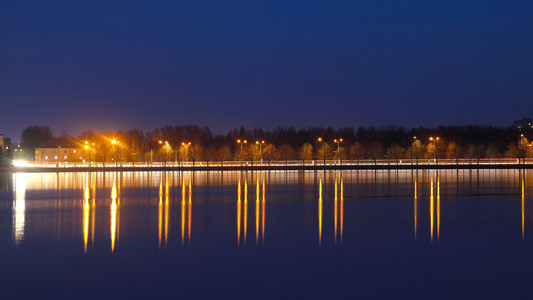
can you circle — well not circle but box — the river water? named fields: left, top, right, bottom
left=0, top=169, right=532, bottom=298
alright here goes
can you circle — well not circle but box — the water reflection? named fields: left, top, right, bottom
left=414, top=176, right=418, bottom=240
left=83, top=175, right=90, bottom=253
left=110, top=175, right=118, bottom=253
left=236, top=174, right=266, bottom=247
left=340, top=175, right=343, bottom=244
left=13, top=173, right=26, bottom=245
left=2, top=169, right=532, bottom=252
left=522, top=173, right=525, bottom=240
left=237, top=179, right=241, bottom=246
left=318, top=178, right=322, bottom=246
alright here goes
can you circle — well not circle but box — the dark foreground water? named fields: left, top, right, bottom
left=1, top=169, right=533, bottom=298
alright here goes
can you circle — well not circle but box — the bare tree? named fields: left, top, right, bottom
left=299, top=143, right=313, bottom=165
left=446, top=142, right=463, bottom=164
left=217, top=146, right=232, bottom=166
left=349, top=142, right=366, bottom=164
left=386, top=144, right=405, bottom=164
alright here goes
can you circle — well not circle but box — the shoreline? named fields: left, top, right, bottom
left=2, top=163, right=533, bottom=173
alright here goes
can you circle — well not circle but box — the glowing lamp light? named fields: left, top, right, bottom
left=12, top=160, right=30, bottom=167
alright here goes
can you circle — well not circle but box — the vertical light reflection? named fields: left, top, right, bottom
left=340, top=175, right=343, bottom=244
left=110, top=177, right=118, bottom=253
left=522, top=177, right=525, bottom=240
left=318, top=178, right=323, bottom=246
left=182, top=180, right=186, bottom=246
left=262, top=179, right=265, bottom=246
left=13, top=173, right=26, bottom=246
left=256, top=178, right=260, bottom=246
left=437, top=176, right=440, bottom=242
left=83, top=176, right=90, bottom=253
left=165, top=177, right=169, bottom=247
left=414, top=177, right=418, bottom=241
left=158, top=180, right=163, bottom=249
left=334, top=176, right=338, bottom=245
left=244, top=179, right=248, bottom=246
left=237, top=179, right=241, bottom=246
left=188, top=180, right=192, bottom=246
left=430, top=177, right=434, bottom=243
left=91, top=174, right=95, bottom=249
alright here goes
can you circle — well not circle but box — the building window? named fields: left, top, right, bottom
left=45, top=156, right=48, bottom=160
left=73, top=150, right=76, bottom=153
left=64, top=155, right=67, bottom=159
left=54, top=156, right=58, bottom=159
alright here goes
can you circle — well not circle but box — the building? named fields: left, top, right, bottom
left=0, top=135, right=15, bottom=164
left=35, top=138, right=84, bottom=164
left=514, top=118, right=533, bottom=130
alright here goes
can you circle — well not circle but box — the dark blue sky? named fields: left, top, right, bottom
left=1, top=0, right=533, bottom=140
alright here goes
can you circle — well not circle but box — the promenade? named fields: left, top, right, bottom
left=4, top=158, right=533, bottom=172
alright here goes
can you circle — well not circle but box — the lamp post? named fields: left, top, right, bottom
left=429, top=137, right=439, bottom=164
left=84, top=141, right=90, bottom=167
left=334, top=138, right=343, bottom=165
left=316, top=137, right=326, bottom=166
left=256, top=140, right=265, bottom=165
left=237, top=139, right=247, bottom=165
left=315, top=137, right=322, bottom=166
left=181, top=142, right=191, bottom=166
left=111, top=139, right=118, bottom=166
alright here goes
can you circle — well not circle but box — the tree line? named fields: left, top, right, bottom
left=20, top=124, right=533, bottom=163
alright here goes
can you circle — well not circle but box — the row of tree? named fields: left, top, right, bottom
left=20, top=125, right=533, bottom=163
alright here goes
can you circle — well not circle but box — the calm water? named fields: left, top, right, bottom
left=1, top=169, right=533, bottom=298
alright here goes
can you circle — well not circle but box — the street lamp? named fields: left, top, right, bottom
left=256, top=140, right=265, bottom=165
left=163, top=141, right=170, bottom=166
left=316, top=137, right=327, bottom=166
left=429, top=137, right=439, bottom=164
left=237, top=139, right=247, bottom=165
left=181, top=142, right=191, bottom=166
left=413, top=136, right=419, bottom=165
left=84, top=141, right=91, bottom=167
left=333, top=138, right=343, bottom=165
left=111, top=139, right=119, bottom=166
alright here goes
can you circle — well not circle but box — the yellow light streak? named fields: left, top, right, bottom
left=237, top=179, right=241, bottom=246
left=262, top=179, right=265, bottom=245
left=522, top=177, right=525, bottom=240
left=437, top=177, right=440, bottom=242
left=110, top=179, right=117, bottom=253
left=414, top=177, right=417, bottom=241
left=158, top=180, right=162, bottom=249
left=83, top=178, right=89, bottom=254
left=256, top=178, right=260, bottom=246
left=334, top=176, right=338, bottom=245
left=188, top=180, right=192, bottom=245
left=165, top=178, right=169, bottom=247
left=182, top=180, right=186, bottom=246
left=91, top=175, right=95, bottom=249
left=244, top=179, right=248, bottom=246
left=340, top=176, right=344, bottom=244
left=319, top=178, right=323, bottom=246
left=430, top=177, right=434, bottom=243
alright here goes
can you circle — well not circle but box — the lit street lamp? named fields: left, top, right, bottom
left=334, top=138, right=343, bottom=165
left=181, top=142, right=191, bottom=166
left=237, top=139, right=247, bottom=165
left=158, top=140, right=171, bottom=166
left=111, top=139, right=119, bottom=166
left=429, top=137, right=440, bottom=164
left=256, top=140, right=265, bottom=165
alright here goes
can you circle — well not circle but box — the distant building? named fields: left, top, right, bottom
left=35, top=138, right=83, bottom=164
left=0, top=135, right=15, bottom=163
left=514, top=118, right=533, bottom=130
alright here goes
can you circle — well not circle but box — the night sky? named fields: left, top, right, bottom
left=2, top=0, right=533, bottom=140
